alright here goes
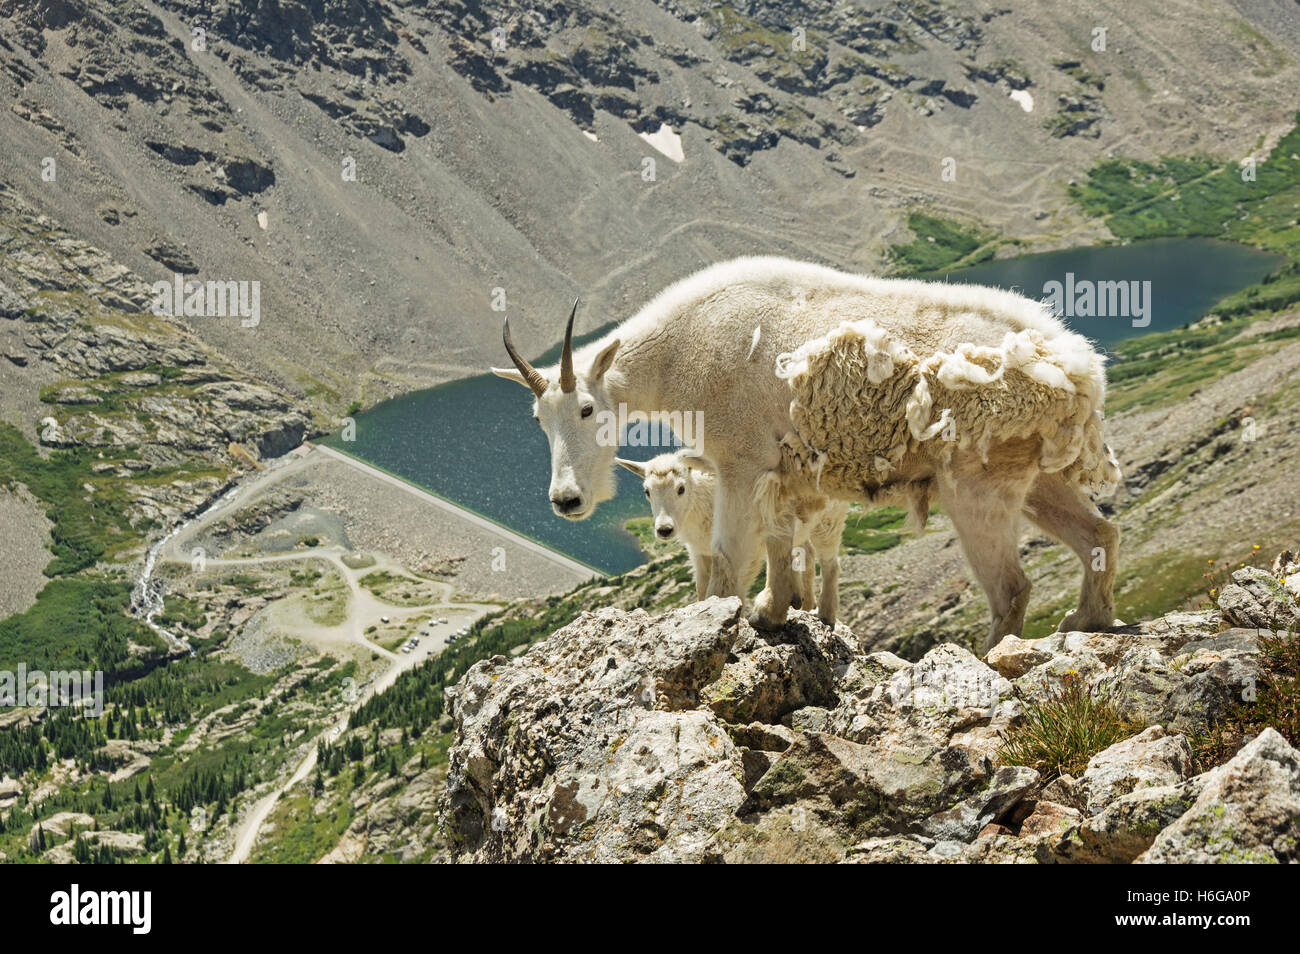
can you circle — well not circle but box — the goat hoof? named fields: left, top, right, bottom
left=1057, top=608, right=1116, bottom=634
left=790, top=593, right=802, bottom=610
left=749, top=589, right=789, bottom=631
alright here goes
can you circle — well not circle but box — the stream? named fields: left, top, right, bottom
left=128, top=471, right=263, bottom=654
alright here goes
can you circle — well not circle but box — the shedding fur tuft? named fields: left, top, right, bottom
left=775, top=318, right=1122, bottom=500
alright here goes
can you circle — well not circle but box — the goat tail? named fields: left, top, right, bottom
left=1063, top=409, right=1124, bottom=498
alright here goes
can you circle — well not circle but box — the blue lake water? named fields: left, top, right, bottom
left=323, top=238, right=1283, bottom=574
left=923, top=237, right=1284, bottom=350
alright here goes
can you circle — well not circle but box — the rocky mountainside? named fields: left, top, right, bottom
left=0, top=180, right=311, bottom=532
left=1, top=0, right=1298, bottom=411
left=439, top=556, right=1300, bottom=863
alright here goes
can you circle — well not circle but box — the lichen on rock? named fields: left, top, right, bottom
left=442, top=582, right=1300, bottom=864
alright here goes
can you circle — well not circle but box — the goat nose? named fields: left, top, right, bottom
left=552, top=494, right=584, bottom=514
left=656, top=524, right=673, bottom=538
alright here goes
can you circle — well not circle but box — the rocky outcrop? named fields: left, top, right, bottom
left=25, top=310, right=310, bottom=460
left=1, top=182, right=312, bottom=536
left=1218, top=565, right=1300, bottom=630
left=442, top=571, right=1300, bottom=863
left=43, top=830, right=146, bottom=863
left=1137, top=729, right=1300, bottom=863
left=1046, top=92, right=1104, bottom=138
left=442, top=599, right=748, bottom=862
left=1075, top=726, right=1192, bottom=815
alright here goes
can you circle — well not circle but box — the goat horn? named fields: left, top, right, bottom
left=502, top=316, right=548, bottom=398
left=559, top=297, right=579, bottom=393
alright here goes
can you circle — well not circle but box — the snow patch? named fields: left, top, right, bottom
left=1009, top=90, right=1034, bottom=113
left=638, top=123, right=685, bottom=163
left=582, top=130, right=599, bottom=142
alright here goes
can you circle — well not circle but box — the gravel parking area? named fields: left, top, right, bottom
left=262, top=449, right=596, bottom=601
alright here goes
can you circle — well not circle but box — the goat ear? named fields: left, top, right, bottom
left=589, top=338, right=620, bottom=382
left=680, top=451, right=715, bottom=475
left=491, top=367, right=531, bottom=389
left=615, top=457, right=646, bottom=478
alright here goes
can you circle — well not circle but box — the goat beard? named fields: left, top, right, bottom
left=589, top=466, right=618, bottom=509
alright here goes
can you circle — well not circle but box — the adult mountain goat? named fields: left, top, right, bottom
left=617, top=451, right=850, bottom=624
left=493, top=257, right=1121, bottom=652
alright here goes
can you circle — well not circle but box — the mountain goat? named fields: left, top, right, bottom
left=492, top=257, right=1121, bottom=652
left=616, top=451, right=850, bottom=624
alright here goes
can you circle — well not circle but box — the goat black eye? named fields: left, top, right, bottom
left=677, top=485, right=685, bottom=495
left=581, top=405, right=593, bottom=418
left=644, top=488, right=650, bottom=498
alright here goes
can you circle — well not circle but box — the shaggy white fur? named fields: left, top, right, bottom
left=494, top=256, right=1123, bottom=652
left=774, top=320, right=1122, bottom=503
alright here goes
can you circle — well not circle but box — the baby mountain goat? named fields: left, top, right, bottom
left=493, top=257, right=1121, bottom=653
left=617, top=452, right=850, bottom=624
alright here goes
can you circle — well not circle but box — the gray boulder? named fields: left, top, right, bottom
left=1078, top=725, right=1192, bottom=815
left=1054, top=777, right=1206, bottom=864
left=442, top=599, right=747, bottom=862
left=1218, top=566, right=1300, bottom=629
left=1138, top=728, right=1300, bottom=863
left=986, top=634, right=1052, bottom=678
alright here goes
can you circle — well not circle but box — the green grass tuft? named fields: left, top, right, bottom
left=1000, top=673, right=1143, bottom=779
